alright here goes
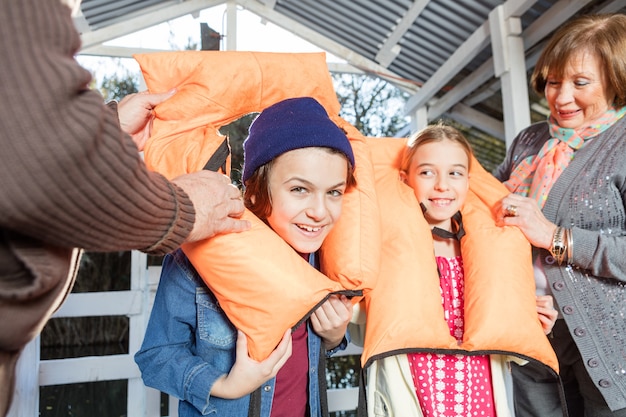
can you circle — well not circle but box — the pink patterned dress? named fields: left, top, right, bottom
left=407, top=256, right=496, bottom=417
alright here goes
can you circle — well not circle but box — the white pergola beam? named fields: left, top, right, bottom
left=79, top=46, right=367, bottom=77
left=260, top=0, right=277, bottom=8
left=375, top=0, right=429, bottom=67
left=404, top=0, right=536, bottom=116
left=597, top=0, right=625, bottom=13
left=464, top=78, right=502, bottom=107
left=237, top=0, right=407, bottom=90
left=522, top=0, right=593, bottom=49
left=327, top=62, right=364, bottom=75
left=404, top=21, right=491, bottom=114
left=79, top=45, right=169, bottom=58
left=448, top=103, right=505, bottom=141
left=503, top=0, right=539, bottom=18
left=422, top=0, right=593, bottom=126
left=429, top=57, right=494, bottom=120
left=79, top=0, right=226, bottom=50
left=461, top=41, right=543, bottom=108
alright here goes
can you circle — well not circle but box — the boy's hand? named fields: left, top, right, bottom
left=311, top=295, right=353, bottom=351
left=211, top=329, right=292, bottom=399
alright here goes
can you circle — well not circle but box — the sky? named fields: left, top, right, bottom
left=77, top=4, right=339, bottom=85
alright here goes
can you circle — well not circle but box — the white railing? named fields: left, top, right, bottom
left=7, top=251, right=360, bottom=417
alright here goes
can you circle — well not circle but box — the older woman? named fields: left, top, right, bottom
left=493, top=13, right=626, bottom=417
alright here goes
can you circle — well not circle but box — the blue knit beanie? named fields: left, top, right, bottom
left=242, top=97, right=355, bottom=183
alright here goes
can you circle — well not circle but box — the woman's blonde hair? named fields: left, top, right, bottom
left=531, top=14, right=626, bottom=107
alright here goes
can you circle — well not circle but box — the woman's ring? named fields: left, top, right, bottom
left=504, top=204, right=518, bottom=217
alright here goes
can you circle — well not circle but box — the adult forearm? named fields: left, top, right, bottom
left=0, top=91, right=195, bottom=254
left=0, top=0, right=195, bottom=254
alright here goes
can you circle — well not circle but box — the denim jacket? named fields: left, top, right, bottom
left=135, top=249, right=345, bottom=416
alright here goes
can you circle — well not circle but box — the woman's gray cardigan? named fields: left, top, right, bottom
left=493, top=116, right=626, bottom=411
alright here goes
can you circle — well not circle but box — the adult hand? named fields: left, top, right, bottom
left=211, top=329, right=292, bottom=399
left=171, top=171, right=250, bottom=243
left=536, top=295, right=558, bottom=335
left=118, top=89, right=176, bottom=151
left=311, top=294, right=353, bottom=351
left=495, top=193, right=557, bottom=250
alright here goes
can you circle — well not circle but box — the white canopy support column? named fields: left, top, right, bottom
left=489, top=5, right=530, bottom=148
left=225, top=0, right=237, bottom=51
left=410, top=106, right=429, bottom=133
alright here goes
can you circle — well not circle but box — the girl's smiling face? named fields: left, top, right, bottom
left=265, top=147, right=349, bottom=254
left=545, top=50, right=615, bottom=131
left=400, top=139, right=470, bottom=232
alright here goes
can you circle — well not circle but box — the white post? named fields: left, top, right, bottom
left=225, top=0, right=237, bottom=51
left=128, top=251, right=150, bottom=417
left=7, top=338, right=39, bottom=417
left=489, top=5, right=530, bottom=148
left=410, top=106, right=429, bottom=133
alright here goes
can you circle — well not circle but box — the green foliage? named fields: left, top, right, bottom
left=41, top=251, right=131, bottom=355
left=327, top=354, right=360, bottom=416
left=40, top=380, right=127, bottom=417
left=73, top=251, right=131, bottom=292
left=168, top=23, right=199, bottom=50
left=333, top=73, right=409, bottom=137
left=99, top=71, right=140, bottom=102
left=326, top=354, right=360, bottom=388
left=331, top=410, right=358, bottom=417
left=219, top=113, right=259, bottom=187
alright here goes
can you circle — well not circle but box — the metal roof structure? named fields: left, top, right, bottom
left=75, top=0, right=626, bottom=159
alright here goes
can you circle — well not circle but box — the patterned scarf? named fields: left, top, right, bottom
left=504, top=106, right=626, bottom=208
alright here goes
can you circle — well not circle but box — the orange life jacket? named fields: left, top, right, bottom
left=134, top=51, right=380, bottom=361
left=136, top=51, right=557, bottom=373
left=359, top=137, right=558, bottom=372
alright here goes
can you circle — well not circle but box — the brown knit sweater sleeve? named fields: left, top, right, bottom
left=0, top=0, right=195, bottom=255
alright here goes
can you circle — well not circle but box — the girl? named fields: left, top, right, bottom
left=399, top=124, right=499, bottom=416
left=135, top=97, right=356, bottom=417
left=355, top=123, right=557, bottom=417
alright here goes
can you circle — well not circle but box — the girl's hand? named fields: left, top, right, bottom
left=311, top=295, right=353, bottom=351
left=211, top=329, right=292, bottom=399
left=536, top=295, right=558, bottom=335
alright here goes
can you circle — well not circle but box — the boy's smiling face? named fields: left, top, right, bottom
left=265, top=147, right=349, bottom=254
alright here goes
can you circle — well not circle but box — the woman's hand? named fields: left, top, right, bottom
left=311, top=295, right=353, bottom=351
left=495, top=193, right=557, bottom=250
left=211, top=329, right=292, bottom=399
left=536, top=295, right=558, bottom=335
